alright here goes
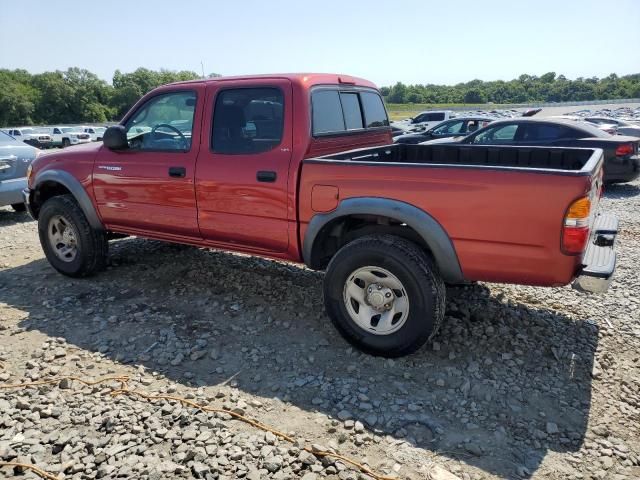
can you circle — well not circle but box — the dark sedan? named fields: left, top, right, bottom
left=394, top=117, right=495, bottom=145
left=425, top=118, right=640, bottom=183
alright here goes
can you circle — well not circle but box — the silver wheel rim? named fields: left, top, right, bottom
left=48, top=215, right=78, bottom=262
left=343, top=266, right=410, bottom=335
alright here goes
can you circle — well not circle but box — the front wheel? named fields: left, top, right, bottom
left=38, top=194, right=107, bottom=277
left=323, top=234, right=446, bottom=357
left=62, top=138, right=71, bottom=148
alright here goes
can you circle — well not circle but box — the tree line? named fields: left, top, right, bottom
left=0, top=67, right=217, bottom=128
left=1, top=68, right=639, bottom=127
left=381, top=72, right=640, bottom=104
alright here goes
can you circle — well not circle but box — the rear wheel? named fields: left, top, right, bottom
left=11, top=203, right=26, bottom=212
left=323, top=234, right=446, bottom=357
left=38, top=195, right=107, bottom=277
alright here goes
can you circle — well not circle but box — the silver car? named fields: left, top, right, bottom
left=0, top=130, right=39, bottom=212
left=584, top=117, right=640, bottom=137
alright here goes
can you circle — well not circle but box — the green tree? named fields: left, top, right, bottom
left=387, top=82, right=408, bottom=103
left=0, top=70, right=38, bottom=126
left=463, top=89, right=486, bottom=104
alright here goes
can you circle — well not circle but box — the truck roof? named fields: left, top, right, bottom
left=167, top=73, right=379, bottom=90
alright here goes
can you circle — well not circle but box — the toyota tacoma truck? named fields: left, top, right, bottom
left=23, top=74, right=618, bottom=357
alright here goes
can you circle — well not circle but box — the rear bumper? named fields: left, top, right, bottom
left=0, top=177, right=27, bottom=207
left=572, top=214, right=618, bottom=293
left=605, top=155, right=640, bottom=183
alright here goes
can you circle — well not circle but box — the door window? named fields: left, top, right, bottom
left=124, top=91, right=197, bottom=152
left=412, top=114, right=427, bottom=124
left=426, top=112, right=446, bottom=122
left=432, top=120, right=464, bottom=135
left=522, top=123, right=569, bottom=141
left=471, top=124, right=519, bottom=144
left=211, top=87, right=284, bottom=155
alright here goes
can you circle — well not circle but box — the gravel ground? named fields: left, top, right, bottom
left=0, top=179, right=639, bottom=480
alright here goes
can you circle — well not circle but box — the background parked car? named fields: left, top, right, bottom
left=394, top=117, right=495, bottom=144
left=46, top=126, right=92, bottom=147
left=0, top=130, right=39, bottom=212
left=3, top=127, right=53, bottom=149
left=551, top=115, right=618, bottom=135
left=584, top=117, right=640, bottom=137
left=424, top=118, right=640, bottom=183
left=81, top=126, right=107, bottom=142
left=392, top=110, right=455, bottom=133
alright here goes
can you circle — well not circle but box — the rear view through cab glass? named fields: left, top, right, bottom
left=312, top=88, right=389, bottom=136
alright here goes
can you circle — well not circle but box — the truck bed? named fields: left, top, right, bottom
left=309, top=143, right=601, bottom=175
left=299, top=144, right=604, bottom=287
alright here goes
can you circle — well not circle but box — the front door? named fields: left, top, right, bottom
left=93, top=87, right=204, bottom=237
left=196, top=80, right=292, bottom=253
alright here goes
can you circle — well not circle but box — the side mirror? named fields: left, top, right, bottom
left=103, top=125, right=128, bottom=150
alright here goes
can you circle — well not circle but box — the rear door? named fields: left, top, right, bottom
left=196, top=79, right=292, bottom=253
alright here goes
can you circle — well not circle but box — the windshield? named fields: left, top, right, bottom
left=21, top=128, right=34, bottom=134
left=95, top=127, right=106, bottom=133
left=61, top=127, right=81, bottom=133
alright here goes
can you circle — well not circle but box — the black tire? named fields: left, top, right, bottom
left=11, top=203, right=26, bottom=212
left=38, top=194, right=107, bottom=277
left=324, top=234, right=446, bottom=357
left=62, top=138, right=70, bottom=148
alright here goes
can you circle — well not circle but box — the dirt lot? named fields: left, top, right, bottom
left=1, top=180, right=639, bottom=480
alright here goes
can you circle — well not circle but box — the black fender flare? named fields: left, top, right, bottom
left=303, top=197, right=464, bottom=283
left=32, top=169, right=104, bottom=230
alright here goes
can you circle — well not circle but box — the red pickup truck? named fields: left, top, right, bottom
left=24, top=73, right=618, bottom=356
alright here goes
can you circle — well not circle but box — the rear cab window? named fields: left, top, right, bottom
left=311, top=87, right=389, bottom=137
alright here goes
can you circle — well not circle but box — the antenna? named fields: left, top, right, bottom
left=201, top=61, right=205, bottom=79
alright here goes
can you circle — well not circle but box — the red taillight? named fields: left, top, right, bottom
left=562, top=226, right=590, bottom=255
left=562, top=196, right=591, bottom=255
left=615, top=143, right=634, bottom=156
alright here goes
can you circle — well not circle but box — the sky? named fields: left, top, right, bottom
left=1, top=0, right=639, bottom=87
